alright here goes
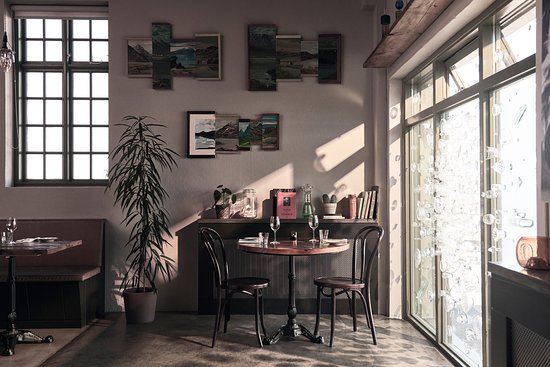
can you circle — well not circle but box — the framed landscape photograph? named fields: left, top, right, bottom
left=301, top=40, right=318, bottom=76
left=238, top=119, right=251, bottom=150
left=250, top=119, right=262, bottom=145
left=170, top=39, right=196, bottom=77
left=248, top=24, right=277, bottom=91
left=127, top=38, right=153, bottom=77
left=318, top=34, right=341, bottom=83
left=276, top=35, right=302, bottom=81
left=261, top=113, right=279, bottom=150
left=195, top=33, right=222, bottom=80
left=187, top=111, right=216, bottom=158
left=215, top=114, right=239, bottom=153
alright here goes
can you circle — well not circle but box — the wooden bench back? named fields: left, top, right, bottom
left=0, top=219, right=105, bottom=268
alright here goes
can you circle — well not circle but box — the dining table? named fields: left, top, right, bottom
left=0, top=239, right=82, bottom=356
left=237, top=238, right=350, bottom=345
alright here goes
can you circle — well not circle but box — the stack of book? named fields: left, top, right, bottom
left=349, top=186, right=379, bottom=220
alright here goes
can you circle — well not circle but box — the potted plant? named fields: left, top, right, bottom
left=107, top=115, right=178, bottom=324
left=322, top=193, right=338, bottom=215
left=213, top=185, right=236, bottom=219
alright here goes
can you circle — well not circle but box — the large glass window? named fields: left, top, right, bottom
left=15, top=18, right=109, bottom=184
left=404, top=1, right=535, bottom=366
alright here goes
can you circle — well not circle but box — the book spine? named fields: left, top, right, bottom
left=371, top=185, right=380, bottom=220
left=356, top=196, right=364, bottom=219
left=348, top=194, right=357, bottom=219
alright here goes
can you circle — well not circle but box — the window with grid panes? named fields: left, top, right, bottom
left=15, top=17, right=108, bottom=184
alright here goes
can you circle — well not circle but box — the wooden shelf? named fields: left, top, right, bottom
left=363, top=0, right=454, bottom=68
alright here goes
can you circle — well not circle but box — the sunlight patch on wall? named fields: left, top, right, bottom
left=332, top=162, right=365, bottom=198
left=314, top=124, right=364, bottom=172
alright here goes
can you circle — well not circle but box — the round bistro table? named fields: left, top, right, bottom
left=237, top=239, right=349, bottom=345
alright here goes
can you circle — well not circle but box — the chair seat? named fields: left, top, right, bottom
left=222, top=277, right=270, bottom=290
left=314, top=276, right=365, bottom=290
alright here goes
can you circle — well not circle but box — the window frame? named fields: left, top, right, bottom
left=13, top=16, right=108, bottom=186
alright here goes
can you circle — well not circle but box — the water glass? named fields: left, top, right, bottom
left=290, top=231, right=298, bottom=241
left=260, top=232, right=270, bottom=246
left=5, top=217, right=16, bottom=244
left=308, top=214, right=319, bottom=242
left=319, top=229, right=329, bottom=243
left=1, top=232, right=6, bottom=245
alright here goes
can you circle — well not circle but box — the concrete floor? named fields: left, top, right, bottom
left=4, top=313, right=454, bottom=367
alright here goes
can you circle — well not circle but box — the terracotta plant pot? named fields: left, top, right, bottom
left=123, top=287, right=157, bottom=324
left=323, top=203, right=337, bottom=215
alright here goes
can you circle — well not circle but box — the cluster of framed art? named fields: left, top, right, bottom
left=248, top=24, right=341, bottom=91
left=187, top=111, right=280, bottom=158
left=127, top=23, right=221, bottom=88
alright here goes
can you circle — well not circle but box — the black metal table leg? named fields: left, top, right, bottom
left=1, top=256, right=53, bottom=357
left=264, top=255, right=324, bottom=345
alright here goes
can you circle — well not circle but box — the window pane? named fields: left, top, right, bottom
left=26, top=154, right=44, bottom=179
left=73, top=154, right=90, bottom=179
left=405, top=65, right=433, bottom=118
left=73, top=100, right=90, bottom=125
left=73, top=73, right=90, bottom=97
left=45, top=72, right=62, bottom=97
left=72, top=40, right=90, bottom=62
left=26, top=40, right=43, bottom=61
left=26, top=72, right=43, bottom=97
left=45, top=19, right=62, bottom=38
left=45, top=127, right=63, bottom=152
left=493, top=5, right=536, bottom=74
left=92, top=73, right=108, bottom=98
left=437, top=99, right=481, bottom=366
left=26, top=100, right=43, bottom=124
left=92, top=127, right=108, bottom=152
left=45, top=154, right=63, bottom=179
left=73, top=127, right=90, bottom=152
left=27, top=126, right=44, bottom=152
left=408, top=119, right=436, bottom=332
left=92, top=100, right=108, bottom=125
left=91, top=20, right=108, bottom=39
left=92, top=154, right=108, bottom=179
left=72, top=20, right=89, bottom=38
left=45, top=100, right=62, bottom=125
left=26, top=19, right=43, bottom=38
left=45, top=40, right=62, bottom=62
left=446, top=48, right=479, bottom=97
left=91, top=41, right=108, bottom=62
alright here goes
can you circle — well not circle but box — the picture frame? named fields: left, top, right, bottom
left=276, top=35, right=302, bottom=81
left=127, top=38, right=153, bottom=77
left=261, top=113, right=279, bottom=150
left=301, top=40, right=318, bottom=76
left=187, top=111, right=216, bottom=158
left=195, top=33, right=222, bottom=80
left=248, top=24, right=277, bottom=91
left=215, top=114, right=239, bottom=153
left=318, top=34, right=341, bottom=84
left=170, top=39, right=196, bottom=77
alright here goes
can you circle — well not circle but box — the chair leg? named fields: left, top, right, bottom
left=330, top=288, right=336, bottom=347
left=254, top=290, right=263, bottom=348
left=224, top=290, right=231, bottom=333
left=259, top=290, right=267, bottom=338
left=314, top=286, right=322, bottom=336
left=358, top=289, right=377, bottom=345
left=352, top=291, right=357, bottom=332
left=212, top=288, right=222, bottom=348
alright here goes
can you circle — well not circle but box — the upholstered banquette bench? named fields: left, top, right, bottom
left=0, top=219, right=105, bottom=328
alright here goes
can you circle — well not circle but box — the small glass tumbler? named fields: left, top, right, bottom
left=1, top=232, right=6, bottom=245
left=5, top=231, right=13, bottom=245
left=319, top=229, right=329, bottom=244
left=290, top=231, right=298, bottom=241
left=261, top=232, right=270, bottom=246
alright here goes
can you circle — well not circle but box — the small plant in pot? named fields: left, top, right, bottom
left=213, top=185, right=236, bottom=219
left=322, top=193, right=338, bottom=215
left=107, top=115, right=178, bottom=324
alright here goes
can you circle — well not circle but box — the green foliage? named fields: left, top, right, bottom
left=330, top=194, right=337, bottom=203
left=213, top=185, right=236, bottom=208
left=322, top=194, right=330, bottom=203
left=106, top=115, right=179, bottom=292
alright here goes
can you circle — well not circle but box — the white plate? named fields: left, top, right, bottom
left=36, top=237, right=58, bottom=242
left=324, top=239, right=348, bottom=244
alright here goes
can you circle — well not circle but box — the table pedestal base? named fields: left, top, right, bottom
left=264, top=322, right=324, bottom=345
left=1, top=329, right=54, bottom=356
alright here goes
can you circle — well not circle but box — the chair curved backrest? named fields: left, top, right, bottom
left=351, top=225, right=384, bottom=285
left=199, top=227, right=229, bottom=288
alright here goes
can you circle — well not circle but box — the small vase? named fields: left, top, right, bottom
left=516, top=236, right=550, bottom=270
left=216, top=205, right=231, bottom=219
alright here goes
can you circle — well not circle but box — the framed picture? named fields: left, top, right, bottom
left=276, top=35, right=302, bottom=81
left=301, top=40, right=318, bottom=76
left=318, top=34, right=341, bottom=84
left=187, top=111, right=216, bottom=158
left=195, top=33, right=222, bottom=80
left=127, top=38, right=153, bottom=77
left=152, top=23, right=172, bottom=89
left=261, top=113, right=279, bottom=150
left=248, top=24, right=277, bottom=91
left=215, top=114, right=239, bottom=153
left=238, top=119, right=251, bottom=150
left=250, top=119, right=262, bottom=145
left=170, top=39, right=196, bottom=77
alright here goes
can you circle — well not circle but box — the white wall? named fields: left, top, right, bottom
left=1, top=0, right=383, bottom=312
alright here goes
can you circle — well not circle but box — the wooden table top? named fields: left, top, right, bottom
left=0, top=240, right=82, bottom=256
left=237, top=239, right=349, bottom=256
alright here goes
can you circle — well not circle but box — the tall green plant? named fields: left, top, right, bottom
left=107, top=115, right=178, bottom=292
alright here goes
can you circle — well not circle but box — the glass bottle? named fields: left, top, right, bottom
left=242, top=189, right=257, bottom=218
left=301, top=184, right=315, bottom=219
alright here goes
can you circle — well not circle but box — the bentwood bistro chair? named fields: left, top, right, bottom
left=199, top=227, right=271, bottom=348
left=313, top=225, right=384, bottom=347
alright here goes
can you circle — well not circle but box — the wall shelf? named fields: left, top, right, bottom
left=363, top=0, right=454, bottom=68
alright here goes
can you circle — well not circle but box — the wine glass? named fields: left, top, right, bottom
left=308, top=214, right=319, bottom=242
left=6, top=217, right=17, bottom=244
left=270, top=216, right=280, bottom=244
